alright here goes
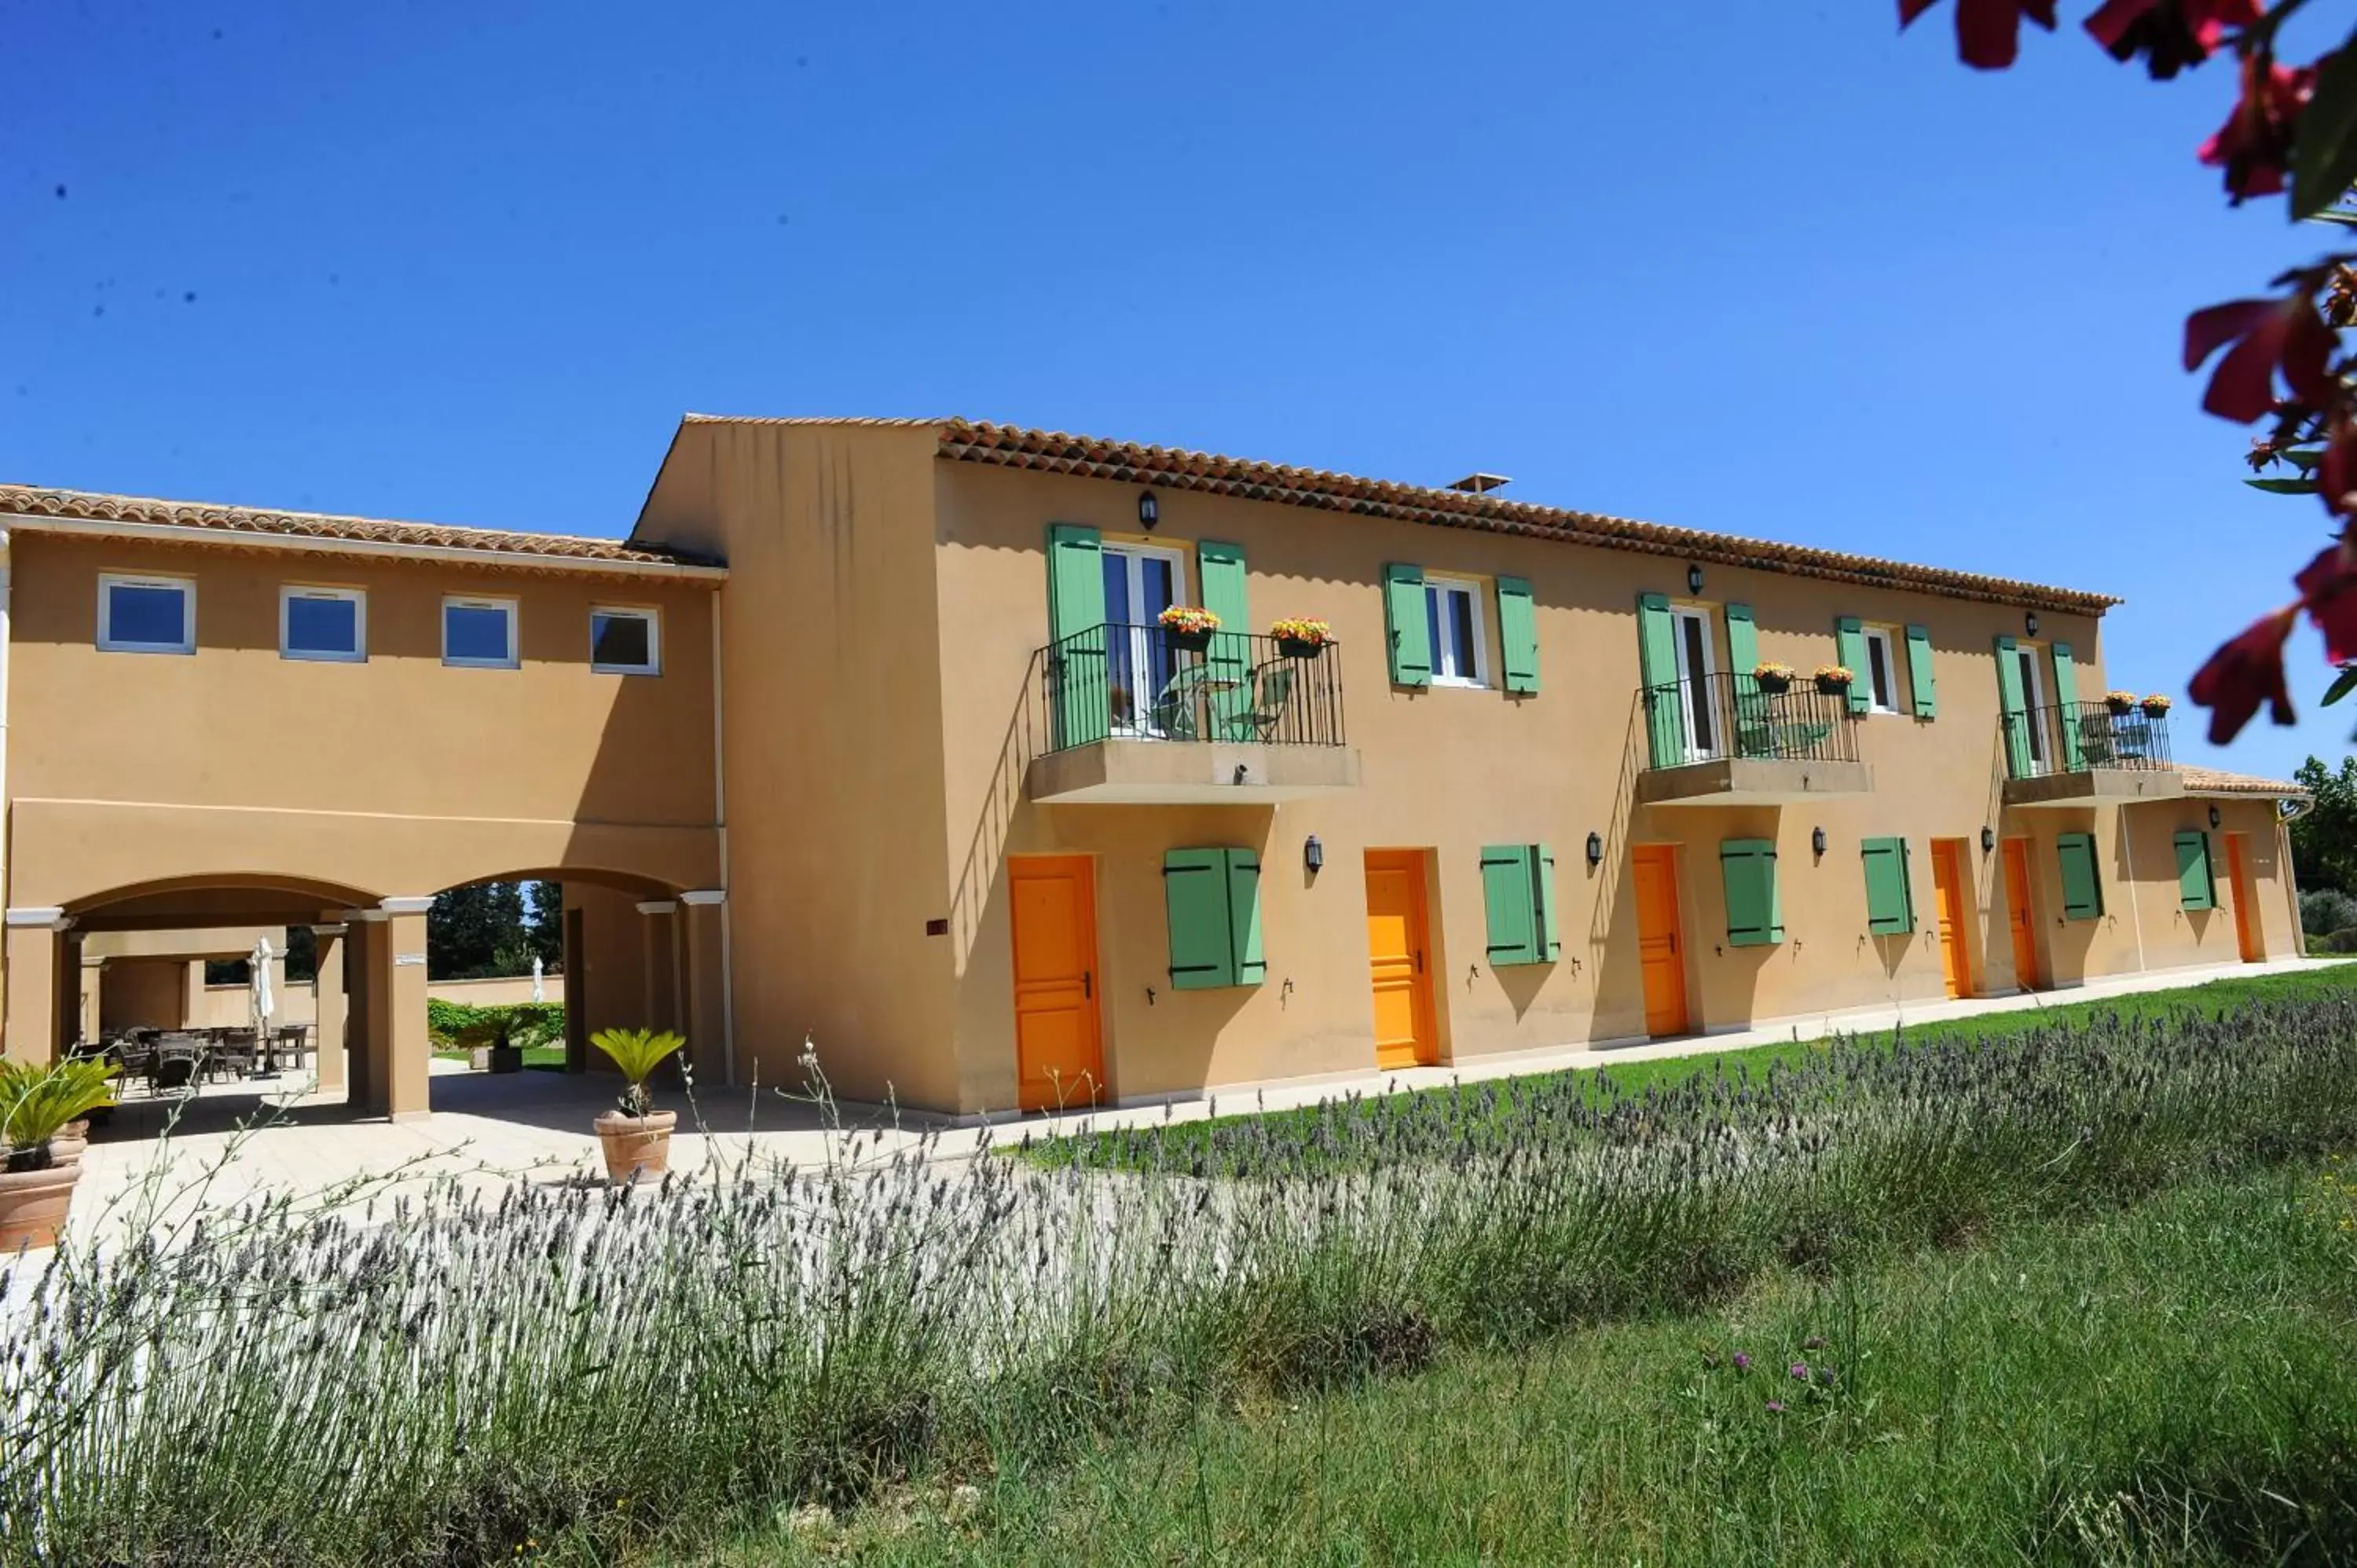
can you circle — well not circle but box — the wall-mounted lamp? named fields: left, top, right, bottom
left=1812, top=826, right=1827, bottom=857
left=1138, top=489, right=1159, bottom=530
left=2209, top=804, right=2223, bottom=830
left=1303, top=834, right=1324, bottom=875
left=1687, top=564, right=1705, bottom=595
left=2025, top=611, right=2040, bottom=637
left=1585, top=831, right=1604, bottom=868
left=1981, top=825, right=1996, bottom=853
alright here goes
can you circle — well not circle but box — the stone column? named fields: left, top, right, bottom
left=368, top=898, right=434, bottom=1123
left=679, top=890, right=729, bottom=1086
left=310, top=924, right=348, bottom=1094
left=79, top=952, right=104, bottom=1046
left=343, top=910, right=382, bottom=1111
left=2, top=908, right=66, bottom=1065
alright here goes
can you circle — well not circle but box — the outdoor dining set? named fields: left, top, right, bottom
left=73, top=1024, right=319, bottom=1097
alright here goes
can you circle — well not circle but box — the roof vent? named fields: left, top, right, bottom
left=1446, top=472, right=1512, bottom=495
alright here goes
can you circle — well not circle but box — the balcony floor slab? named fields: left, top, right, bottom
left=2002, top=768, right=2184, bottom=808
left=1027, top=739, right=1363, bottom=804
left=1636, top=757, right=1875, bottom=806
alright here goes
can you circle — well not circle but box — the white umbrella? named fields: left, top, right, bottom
left=531, top=954, right=545, bottom=1004
left=251, top=935, right=276, bottom=1035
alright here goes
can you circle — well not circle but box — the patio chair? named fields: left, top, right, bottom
left=151, top=1035, right=203, bottom=1094
left=1232, top=662, right=1296, bottom=742
left=1148, top=670, right=1203, bottom=741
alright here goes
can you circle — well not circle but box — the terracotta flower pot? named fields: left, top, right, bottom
left=594, top=1108, right=676, bottom=1184
left=0, top=1160, right=81, bottom=1253
left=48, top=1120, right=90, bottom=1167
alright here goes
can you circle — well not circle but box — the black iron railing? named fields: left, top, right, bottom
left=1640, top=672, right=1860, bottom=769
left=1038, top=622, right=1347, bottom=753
left=2002, top=700, right=2173, bottom=779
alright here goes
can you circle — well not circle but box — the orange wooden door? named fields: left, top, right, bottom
left=1008, top=855, right=1105, bottom=1111
left=2002, top=837, right=2040, bottom=991
left=1632, top=845, right=1689, bottom=1037
left=1364, top=851, right=1438, bottom=1069
left=2227, top=833, right=2264, bottom=962
left=1930, top=839, right=1974, bottom=998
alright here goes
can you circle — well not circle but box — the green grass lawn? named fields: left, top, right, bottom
left=1022, top=961, right=2357, bottom=1174
left=703, top=1159, right=2357, bottom=1566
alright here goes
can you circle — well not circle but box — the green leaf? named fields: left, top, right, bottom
left=2324, top=665, right=2357, bottom=707
left=2294, top=32, right=2357, bottom=218
left=2245, top=476, right=2321, bottom=494
left=2281, top=448, right=2327, bottom=471
left=2311, top=207, right=2357, bottom=228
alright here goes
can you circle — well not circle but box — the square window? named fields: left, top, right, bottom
left=1423, top=579, right=1486, bottom=687
left=589, top=607, right=660, bottom=675
left=1860, top=627, right=1902, bottom=714
left=443, top=597, right=518, bottom=668
left=280, top=587, right=365, bottom=662
left=97, top=574, right=194, bottom=654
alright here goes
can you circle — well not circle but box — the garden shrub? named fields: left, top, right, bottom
left=2300, top=887, right=2357, bottom=936
left=424, top=998, right=564, bottom=1050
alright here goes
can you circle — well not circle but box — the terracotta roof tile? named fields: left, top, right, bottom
left=894, top=418, right=2121, bottom=617
left=0, top=484, right=720, bottom=573
left=2179, top=764, right=2309, bottom=798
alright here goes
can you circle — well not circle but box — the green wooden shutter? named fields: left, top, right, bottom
left=1994, top=636, right=2029, bottom=779
left=1534, top=844, right=1563, bottom=962
left=1496, top=576, right=1539, bottom=694
left=1383, top=564, right=1431, bottom=687
left=1226, top=850, right=1266, bottom=984
left=2057, top=832, right=2102, bottom=921
left=1904, top=625, right=1937, bottom=719
left=1637, top=592, right=1682, bottom=769
left=1835, top=617, right=1871, bottom=716
left=2051, top=643, right=2083, bottom=768
left=1047, top=525, right=1108, bottom=747
left=1481, top=845, right=1538, bottom=965
left=1164, top=848, right=1236, bottom=989
left=1725, top=603, right=1764, bottom=758
left=1721, top=838, right=1783, bottom=947
left=2174, top=830, right=2216, bottom=910
left=1198, top=540, right=1252, bottom=738
left=1860, top=837, right=1915, bottom=935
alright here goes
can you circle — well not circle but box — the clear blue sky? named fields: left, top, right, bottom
left=4, top=2, right=2348, bottom=781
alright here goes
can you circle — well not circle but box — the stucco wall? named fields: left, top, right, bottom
left=5, top=533, right=721, bottom=912
left=636, top=423, right=959, bottom=1105
left=928, top=460, right=2300, bottom=1112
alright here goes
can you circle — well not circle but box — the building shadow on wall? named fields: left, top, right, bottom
left=1580, top=695, right=1651, bottom=1045
left=951, top=649, right=1050, bottom=973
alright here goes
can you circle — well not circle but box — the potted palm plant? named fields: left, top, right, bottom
left=0, top=1057, right=120, bottom=1252
left=1270, top=617, right=1335, bottom=659
left=590, top=1027, right=686, bottom=1183
left=1156, top=606, right=1219, bottom=653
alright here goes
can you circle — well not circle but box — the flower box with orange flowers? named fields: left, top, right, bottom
left=1270, top=617, right=1334, bottom=658
left=1157, top=606, right=1221, bottom=652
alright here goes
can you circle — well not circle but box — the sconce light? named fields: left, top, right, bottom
left=1138, top=489, right=1159, bottom=530
left=1812, top=826, right=1827, bottom=856
left=1687, top=564, right=1705, bottom=594
left=1585, top=831, right=1604, bottom=868
left=1303, top=834, right=1324, bottom=875
left=2209, top=804, right=2223, bottom=830
left=1981, top=825, right=1996, bottom=853
left=2025, top=611, right=2040, bottom=637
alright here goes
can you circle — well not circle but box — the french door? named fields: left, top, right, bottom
left=2014, top=645, right=2051, bottom=776
left=1101, top=544, right=1187, bottom=734
left=1671, top=607, right=1720, bottom=762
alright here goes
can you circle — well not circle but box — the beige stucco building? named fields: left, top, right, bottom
left=0, top=418, right=2311, bottom=1118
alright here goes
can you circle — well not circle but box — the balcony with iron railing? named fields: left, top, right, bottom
left=1025, top=622, right=1361, bottom=803
left=1634, top=672, right=1874, bottom=805
left=2000, top=699, right=2183, bottom=807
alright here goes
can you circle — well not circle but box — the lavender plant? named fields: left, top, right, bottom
left=2, top=996, right=2353, bottom=1565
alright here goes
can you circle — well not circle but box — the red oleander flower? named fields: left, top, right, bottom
left=1898, top=0, right=2058, bottom=71
left=2188, top=606, right=2299, bottom=742
left=2319, top=420, right=2357, bottom=513
left=2199, top=54, right=2315, bottom=202
left=2183, top=295, right=2337, bottom=423
left=2296, top=539, right=2357, bottom=663
left=2084, top=0, right=2260, bottom=79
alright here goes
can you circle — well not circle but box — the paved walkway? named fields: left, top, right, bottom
left=54, top=954, right=2341, bottom=1248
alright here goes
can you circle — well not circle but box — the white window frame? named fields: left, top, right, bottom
left=1860, top=626, right=1902, bottom=715
left=1669, top=605, right=1721, bottom=760
left=1103, top=543, right=1189, bottom=736
left=442, top=594, right=519, bottom=669
left=588, top=606, right=662, bottom=676
left=2015, top=643, right=2051, bottom=775
left=1424, top=575, right=1489, bottom=689
left=97, top=573, right=196, bottom=654
left=279, top=585, right=367, bottom=664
